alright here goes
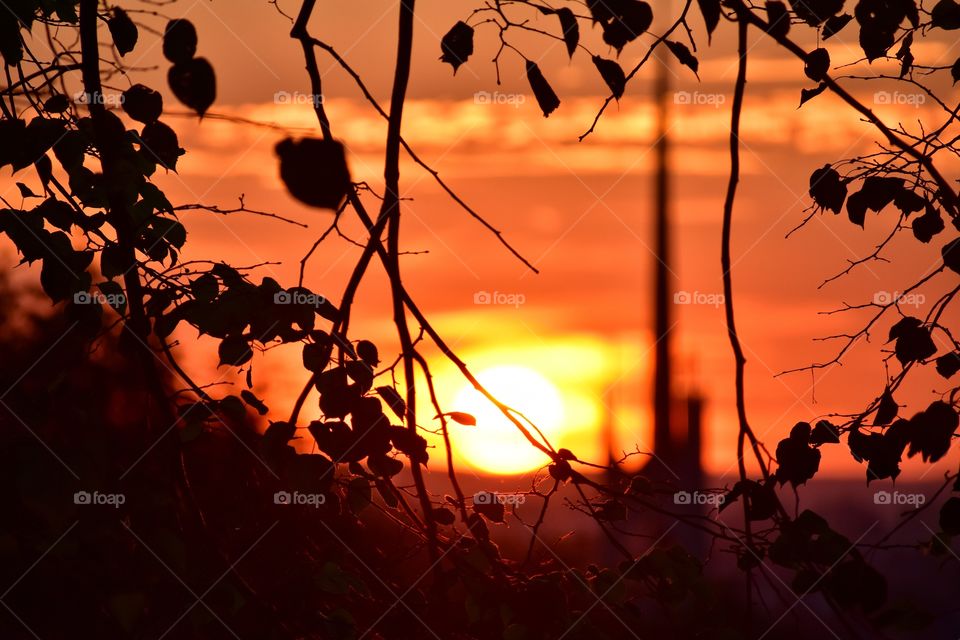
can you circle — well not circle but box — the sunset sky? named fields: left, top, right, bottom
left=4, top=0, right=959, bottom=482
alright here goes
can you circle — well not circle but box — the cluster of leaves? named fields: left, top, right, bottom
left=0, top=7, right=219, bottom=341
left=439, top=0, right=700, bottom=117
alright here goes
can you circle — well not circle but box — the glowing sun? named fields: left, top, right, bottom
left=452, top=365, right=564, bottom=475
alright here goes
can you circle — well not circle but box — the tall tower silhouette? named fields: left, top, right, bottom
left=644, top=17, right=703, bottom=491
left=651, top=26, right=674, bottom=478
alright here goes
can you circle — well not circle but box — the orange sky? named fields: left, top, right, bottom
left=2, top=1, right=959, bottom=483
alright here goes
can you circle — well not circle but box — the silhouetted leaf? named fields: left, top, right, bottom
left=587, top=0, right=616, bottom=23
left=867, top=418, right=910, bottom=481
left=896, top=32, right=914, bottom=77
left=376, top=386, right=405, bottom=420
left=775, top=422, right=821, bottom=487
left=163, top=19, right=198, bottom=64
left=122, top=85, right=163, bottom=124
left=888, top=316, right=936, bottom=365
left=906, top=401, right=958, bottom=463
left=276, top=137, right=351, bottom=210
left=440, top=21, right=474, bottom=74
left=846, top=190, right=868, bottom=226
left=0, top=14, right=23, bottom=66
left=168, top=57, right=216, bottom=116
left=190, top=273, right=218, bottom=301
left=592, top=56, right=626, bottom=99
left=912, top=205, right=944, bottom=242
left=302, top=342, right=328, bottom=373
left=804, top=48, right=830, bottom=81
left=940, top=497, right=960, bottom=534
left=942, top=237, right=960, bottom=273
left=745, top=481, right=778, bottom=521
left=444, top=411, right=477, bottom=426
left=799, top=82, right=828, bottom=107
left=791, top=0, right=843, bottom=25
left=809, top=164, right=847, bottom=213
left=16, top=183, right=37, bottom=199
left=935, top=351, right=960, bottom=378
left=556, top=8, right=579, bottom=58
left=98, top=280, right=126, bottom=314
left=43, top=94, right=69, bottom=114
left=810, top=420, right=841, bottom=445
left=952, top=57, right=960, bottom=83
left=697, top=0, right=721, bottom=40
left=432, top=507, right=456, bottom=525
left=345, top=360, right=373, bottom=393
left=847, top=176, right=904, bottom=226
left=367, top=454, right=403, bottom=478
left=664, top=40, right=699, bottom=77
left=875, top=388, right=898, bottom=425
left=893, top=187, right=925, bottom=214
left=931, top=0, right=960, bottom=29
left=241, top=389, right=269, bottom=415
left=526, top=61, right=560, bottom=117
left=34, top=198, right=74, bottom=231
left=218, top=335, right=252, bottom=367
left=766, top=1, right=791, bottom=38
left=53, top=130, right=85, bottom=171
left=356, top=340, right=379, bottom=366
left=140, top=121, right=183, bottom=171
left=601, top=0, right=653, bottom=52
left=823, top=13, right=853, bottom=38
left=473, top=492, right=505, bottom=522
left=550, top=460, right=572, bottom=482
left=108, top=8, right=138, bottom=57
left=855, top=0, right=902, bottom=61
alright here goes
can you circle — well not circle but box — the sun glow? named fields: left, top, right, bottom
left=452, top=365, right=565, bottom=475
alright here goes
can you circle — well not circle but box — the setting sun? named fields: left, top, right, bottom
left=452, top=365, right=565, bottom=475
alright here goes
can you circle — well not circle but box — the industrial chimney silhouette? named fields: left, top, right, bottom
left=604, top=22, right=703, bottom=492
